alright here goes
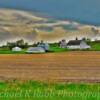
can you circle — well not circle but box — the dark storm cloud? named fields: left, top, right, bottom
left=0, top=0, right=100, bottom=25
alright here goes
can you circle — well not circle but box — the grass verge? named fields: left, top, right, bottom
left=0, top=80, right=99, bottom=100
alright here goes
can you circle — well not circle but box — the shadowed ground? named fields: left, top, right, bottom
left=0, top=51, right=100, bottom=83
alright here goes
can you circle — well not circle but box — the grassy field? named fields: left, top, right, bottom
left=87, top=42, right=100, bottom=51
left=0, top=80, right=99, bottom=100
left=0, top=50, right=26, bottom=54
left=49, top=44, right=69, bottom=52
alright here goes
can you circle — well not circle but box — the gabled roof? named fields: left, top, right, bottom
left=67, top=40, right=82, bottom=46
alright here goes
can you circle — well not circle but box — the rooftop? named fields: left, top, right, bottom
left=67, top=40, right=82, bottom=45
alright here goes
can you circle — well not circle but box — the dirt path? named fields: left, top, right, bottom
left=0, top=51, right=100, bottom=82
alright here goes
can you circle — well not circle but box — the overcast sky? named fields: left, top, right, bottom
left=0, top=0, right=100, bottom=25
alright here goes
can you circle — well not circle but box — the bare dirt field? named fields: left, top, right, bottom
left=0, top=51, right=100, bottom=83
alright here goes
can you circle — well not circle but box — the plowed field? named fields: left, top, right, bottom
left=0, top=52, right=100, bottom=82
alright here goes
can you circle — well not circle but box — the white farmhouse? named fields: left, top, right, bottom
left=59, top=40, right=67, bottom=48
left=67, top=40, right=91, bottom=49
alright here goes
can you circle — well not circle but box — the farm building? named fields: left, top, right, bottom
left=38, top=42, right=50, bottom=51
left=67, top=40, right=91, bottom=49
left=12, top=47, right=22, bottom=52
left=26, top=47, right=45, bottom=53
left=59, top=40, right=67, bottom=48
left=44, top=43, right=50, bottom=51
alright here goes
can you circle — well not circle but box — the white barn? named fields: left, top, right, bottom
left=67, top=40, right=91, bottom=49
left=26, top=47, right=45, bottom=53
